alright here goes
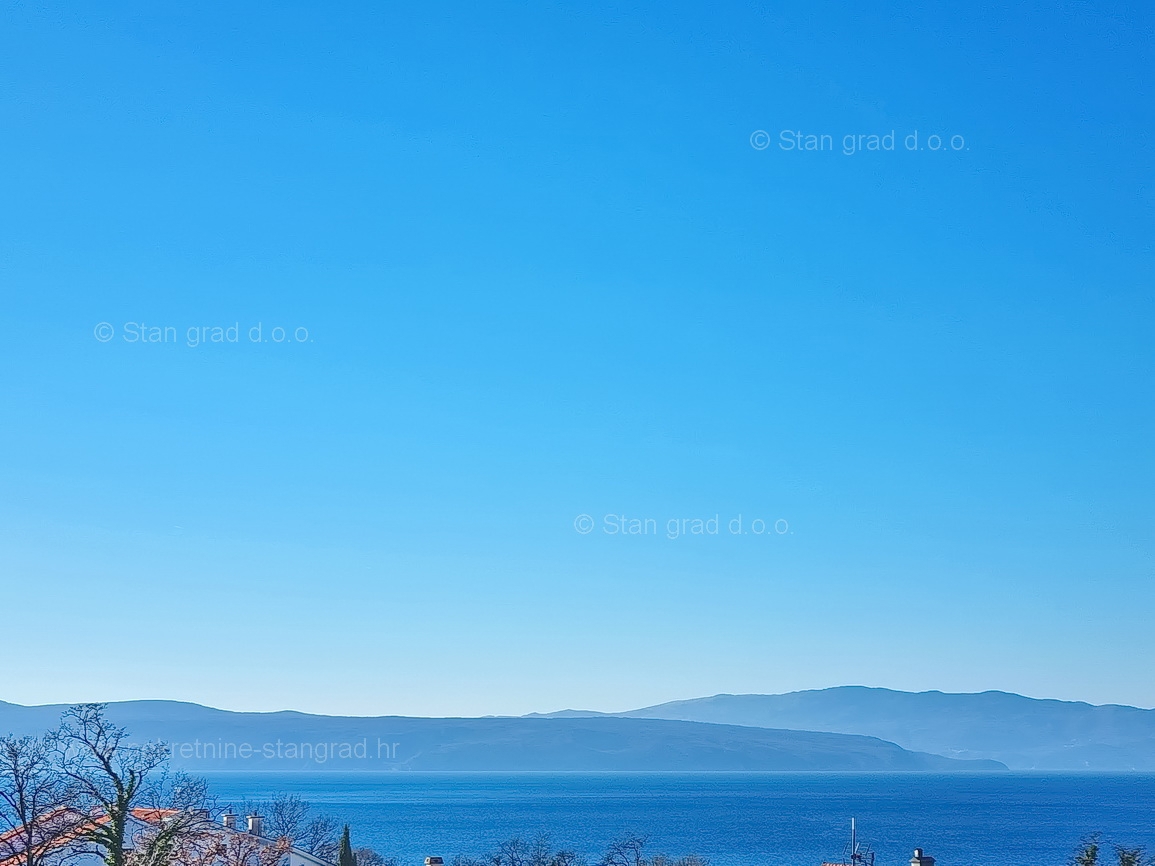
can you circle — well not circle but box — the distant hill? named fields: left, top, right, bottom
left=537, top=687, right=1155, bottom=770
left=16, top=686, right=1151, bottom=771
left=0, top=699, right=1002, bottom=772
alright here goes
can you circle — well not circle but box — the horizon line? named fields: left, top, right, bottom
left=5, top=685, right=1155, bottom=719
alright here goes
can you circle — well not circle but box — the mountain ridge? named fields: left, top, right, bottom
left=0, top=697, right=1004, bottom=773
left=528, top=686, right=1155, bottom=770
left=8, top=685, right=1155, bottom=770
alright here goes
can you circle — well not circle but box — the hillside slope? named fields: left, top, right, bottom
left=0, top=698, right=1004, bottom=772
left=598, top=687, right=1155, bottom=770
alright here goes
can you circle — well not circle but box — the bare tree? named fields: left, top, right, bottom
left=353, top=847, right=395, bottom=866
left=594, top=839, right=703, bottom=866
left=153, top=826, right=222, bottom=866
left=528, top=837, right=555, bottom=866
left=469, top=837, right=585, bottom=866
left=493, top=838, right=528, bottom=866
left=255, top=795, right=309, bottom=843
left=123, top=772, right=216, bottom=866
left=152, top=775, right=212, bottom=816
left=56, top=704, right=171, bottom=866
left=298, top=814, right=338, bottom=861
left=241, top=793, right=335, bottom=860
left=152, top=822, right=289, bottom=866
left=213, top=830, right=290, bottom=866
left=451, top=838, right=701, bottom=866
left=0, top=732, right=84, bottom=866
left=599, top=838, right=647, bottom=866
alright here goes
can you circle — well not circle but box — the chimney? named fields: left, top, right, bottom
left=190, top=809, right=210, bottom=821
left=911, top=850, right=935, bottom=866
left=425, top=859, right=444, bottom=866
left=247, top=814, right=264, bottom=836
left=222, top=813, right=237, bottom=830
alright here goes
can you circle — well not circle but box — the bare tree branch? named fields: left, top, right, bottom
left=0, top=733, right=85, bottom=866
left=56, top=705, right=170, bottom=866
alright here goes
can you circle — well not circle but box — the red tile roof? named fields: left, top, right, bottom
left=0, top=809, right=99, bottom=866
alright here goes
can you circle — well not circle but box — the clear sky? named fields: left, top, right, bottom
left=1, top=2, right=1152, bottom=717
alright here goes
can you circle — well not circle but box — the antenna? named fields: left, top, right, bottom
left=843, top=818, right=874, bottom=866
left=827, top=818, right=875, bottom=866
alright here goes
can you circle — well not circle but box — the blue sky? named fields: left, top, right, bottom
left=1, top=1, right=1152, bottom=716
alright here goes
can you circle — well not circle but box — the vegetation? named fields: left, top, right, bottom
left=1073, top=837, right=1150, bottom=866
left=336, top=826, right=355, bottom=866
left=0, top=705, right=365, bottom=866
left=0, top=730, right=81, bottom=866
left=450, top=834, right=706, bottom=866
left=241, top=792, right=339, bottom=860
left=352, top=847, right=394, bottom=866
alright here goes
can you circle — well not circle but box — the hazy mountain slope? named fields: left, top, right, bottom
left=606, top=687, right=1155, bottom=770
left=0, top=699, right=1003, bottom=772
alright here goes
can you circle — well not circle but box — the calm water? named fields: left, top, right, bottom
left=201, top=772, right=1155, bottom=866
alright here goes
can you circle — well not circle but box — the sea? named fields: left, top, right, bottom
left=199, top=773, right=1155, bottom=866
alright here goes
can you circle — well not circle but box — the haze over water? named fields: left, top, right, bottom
left=203, top=772, right=1155, bottom=866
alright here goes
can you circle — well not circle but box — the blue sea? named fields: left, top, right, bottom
left=200, top=773, right=1155, bottom=866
